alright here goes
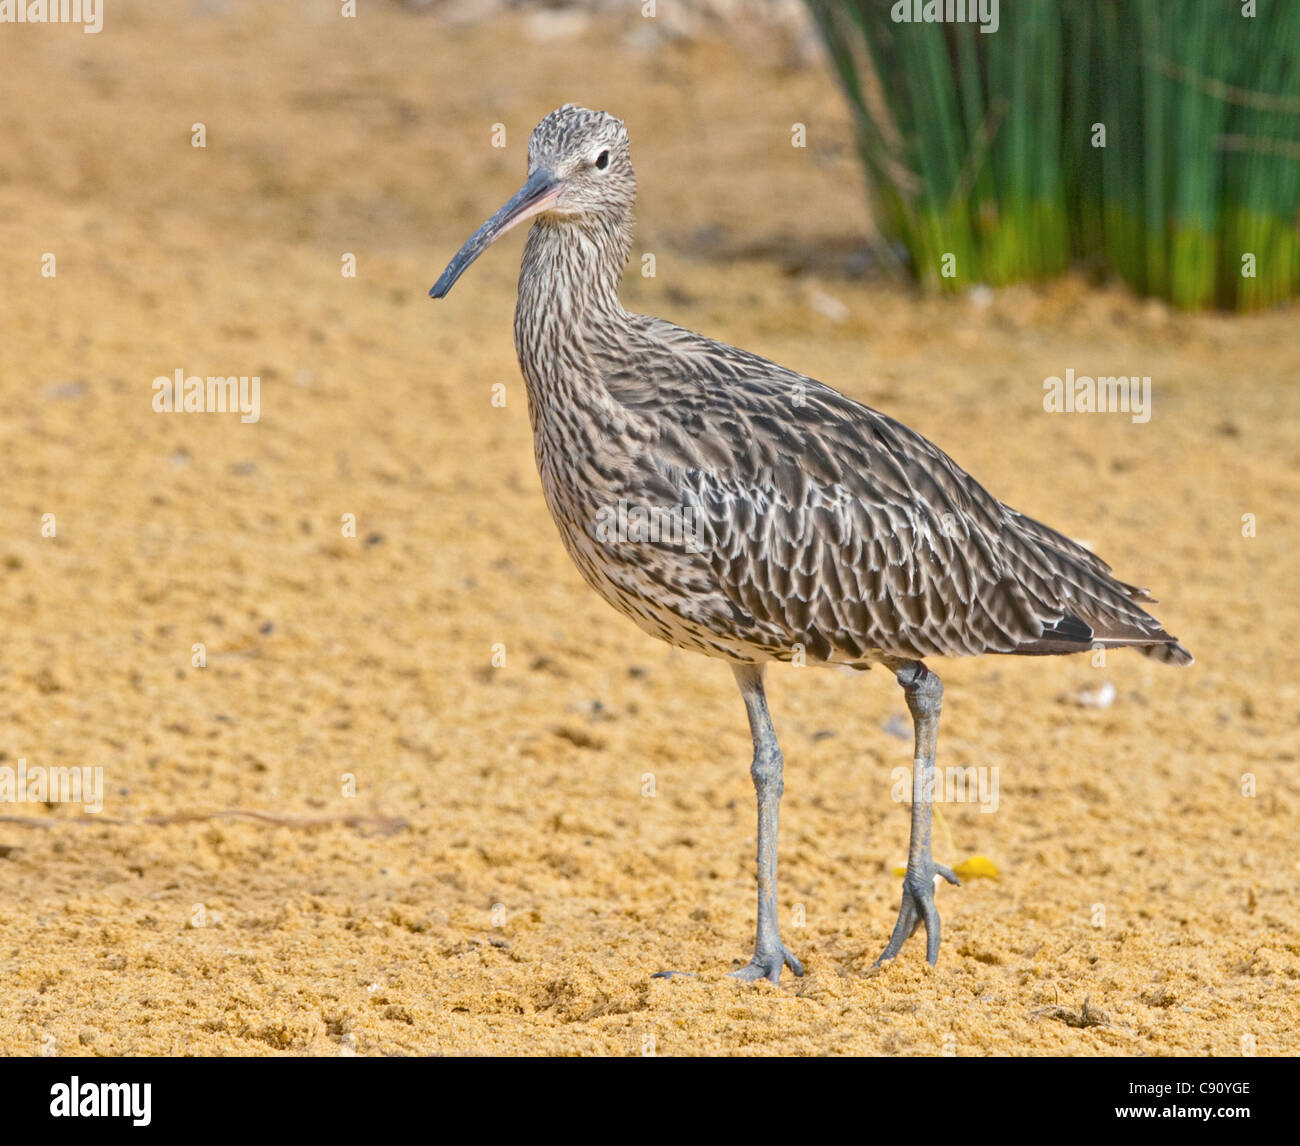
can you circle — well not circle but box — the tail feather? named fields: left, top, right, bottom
left=1140, top=639, right=1194, bottom=666
left=1014, top=613, right=1194, bottom=666
left=1000, top=512, right=1191, bottom=667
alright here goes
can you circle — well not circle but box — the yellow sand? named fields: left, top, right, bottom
left=0, top=2, right=1296, bottom=1056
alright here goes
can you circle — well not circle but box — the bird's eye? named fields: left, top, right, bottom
left=594, top=150, right=610, bottom=170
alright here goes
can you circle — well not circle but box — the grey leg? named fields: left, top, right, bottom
left=876, top=660, right=960, bottom=966
left=730, top=662, right=804, bottom=983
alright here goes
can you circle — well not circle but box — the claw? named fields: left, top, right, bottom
left=875, top=862, right=959, bottom=966
left=729, top=944, right=804, bottom=983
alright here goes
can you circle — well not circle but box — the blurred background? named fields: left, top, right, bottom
left=0, top=0, right=1295, bottom=1057
left=813, top=0, right=1300, bottom=308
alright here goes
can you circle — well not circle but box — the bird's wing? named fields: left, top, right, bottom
left=604, top=317, right=1180, bottom=663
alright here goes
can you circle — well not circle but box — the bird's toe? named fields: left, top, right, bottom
left=730, top=944, right=803, bottom=984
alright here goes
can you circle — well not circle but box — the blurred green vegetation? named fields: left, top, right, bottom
left=806, top=0, right=1300, bottom=309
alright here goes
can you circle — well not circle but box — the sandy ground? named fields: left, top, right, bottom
left=0, top=2, right=1297, bottom=1057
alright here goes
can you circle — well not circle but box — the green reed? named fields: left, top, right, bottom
left=805, top=0, right=1300, bottom=310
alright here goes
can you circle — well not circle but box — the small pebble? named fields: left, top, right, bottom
left=1075, top=680, right=1116, bottom=709
left=809, top=290, right=848, bottom=323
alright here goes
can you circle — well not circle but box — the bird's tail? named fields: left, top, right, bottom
left=1004, top=510, right=1193, bottom=668
left=1139, top=639, right=1194, bottom=666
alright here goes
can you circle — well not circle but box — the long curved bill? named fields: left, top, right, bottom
left=429, top=168, right=560, bottom=298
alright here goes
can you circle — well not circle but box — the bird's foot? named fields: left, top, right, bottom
left=876, top=862, right=960, bottom=966
left=729, top=943, right=804, bottom=984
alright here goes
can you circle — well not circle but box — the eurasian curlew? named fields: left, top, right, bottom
left=429, top=105, right=1192, bottom=982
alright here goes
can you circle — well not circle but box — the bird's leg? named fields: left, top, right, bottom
left=876, top=659, right=960, bottom=966
left=729, top=662, right=804, bottom=984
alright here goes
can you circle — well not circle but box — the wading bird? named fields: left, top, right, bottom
left=429, top=105, right=1191, bottom=982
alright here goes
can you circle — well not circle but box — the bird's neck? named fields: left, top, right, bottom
left=517, top=213, right=630, bottom=321
left=514, top=214, right=633, bottom=421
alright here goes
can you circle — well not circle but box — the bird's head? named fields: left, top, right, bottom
left=430, top=104, right=634, bottom=299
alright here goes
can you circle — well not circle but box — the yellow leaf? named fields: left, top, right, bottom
left=953, top=854, right=1000, bottom=879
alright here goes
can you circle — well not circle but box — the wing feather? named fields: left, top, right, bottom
left=593, top=315, right=1188, bottom=664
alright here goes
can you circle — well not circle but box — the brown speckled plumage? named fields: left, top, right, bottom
left=507, top=107, right=1190, bottom=673
left=431, top=105, right=1192, bottom=978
